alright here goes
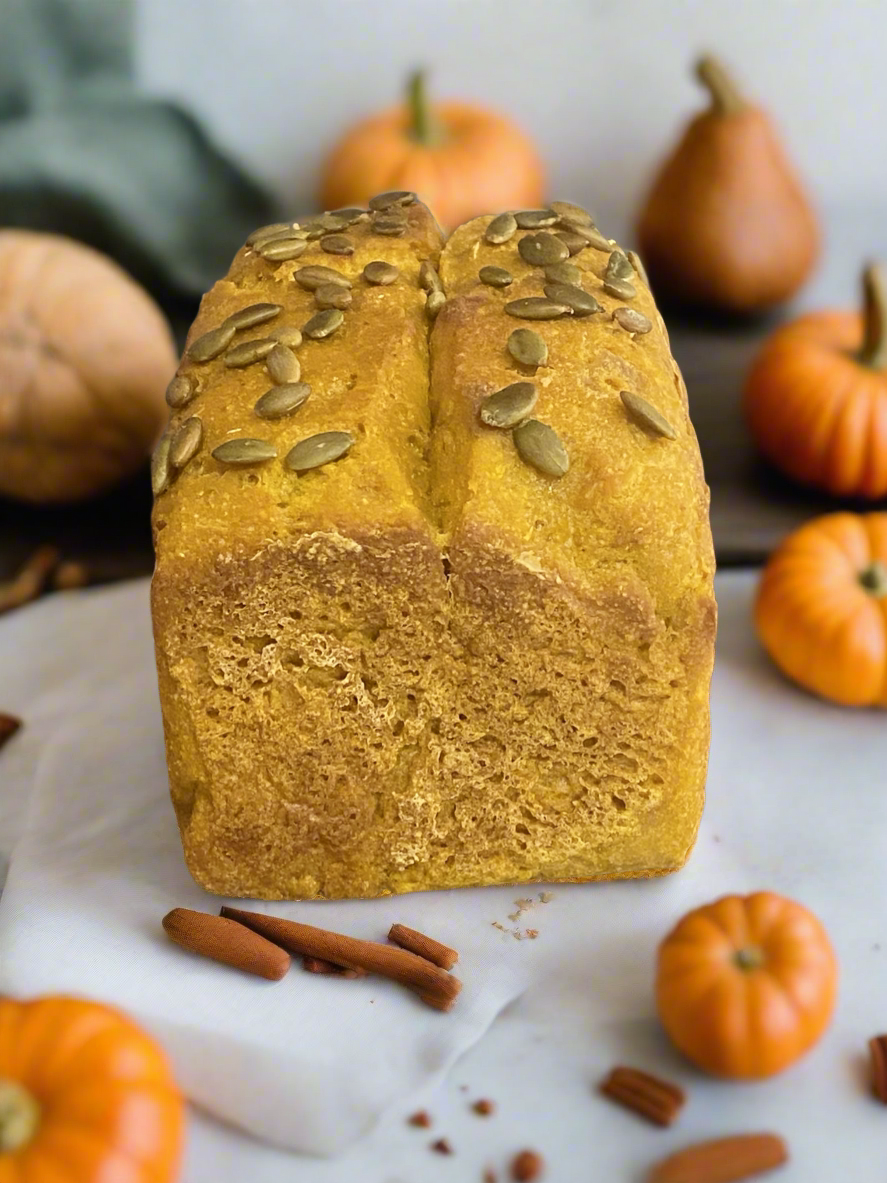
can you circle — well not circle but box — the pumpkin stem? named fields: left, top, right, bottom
left=407, top=70, right=443, bottom=147
left=734, top=946, right=765, bottom=971
left=696, top=55, right=747, bottom=116
left=860, top=560, right=887, bottom=597
left=859, top=263, right=887, bottom=371
left=0, top=1079, right=40, bottom=1153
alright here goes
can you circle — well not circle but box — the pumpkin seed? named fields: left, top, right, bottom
left=518, top=232, right=569, bottom=267
left=505, top=297, right=570, bottom=320
left=620, top=391, right=676, bottom=440
left=485, top=212, right=518, bottom=244
left=562, top=223, right=612, bottom=251
left=613, top=307, right=652, bottom=335
left=246, top=222, right=292, bottom=246
left=513, top=419, right=569, bottom=477
left=330, top=207, right=368, bottom=224
left=169, top=416, right=204, bottom=469
left=507, top=328, right=548, bottom=367
left=549, top=200, right=594, bottom=226
left=188, top=323, right=236, bottom=362
left=627, top=250, right=649, bottom=286
left=606, top=251, right=634, bottom=282
left=223, top=302, right=283, bottom=332
left=165, top=374, right=195, bottom=408
left=258, top=237, right=308, bottom=262
left=224, top=337, right=277, bottom=367
left=603, top=277, right=637, bottom=301
left=285, top=430, right=354, bottom=472
left=543, top=282, right=601, bottom=317
left=426, top=290, right=446, bottom=320
left=544, top=261, right=582, bottom=286
left=373, top=213, right=407, bottom=236
left=309, top=212, right=351, bottom=234
left=554, top=230, right=588, bottom=256
left=270, top=325, right=303, bottom=348
left=479, top=265, right=513, bottom=287
left=363, top=260, right=399, bottom=285
left=303, top=308, right=344, bottom=339
left=266, top=343, right=301, bottom=384
left=314, top=283, right=353, bottom=310
left=480, top=381, right=538, bottom=428
left=515, top=209, right=557, bottom=229
left=255, top=382, right=311, bottom=420
left=295, top=266, right=352, bottom=291
left=419, top=260, right=443, bottom=293
left=212, top=438, right=278, bottom=465
left=300, top=224, right=328, bottom=240
left=368, top=190, right=416, bottom=210
left=151, top=433, right=172, bottom=496
left=321, top=234, right=354, bottom=256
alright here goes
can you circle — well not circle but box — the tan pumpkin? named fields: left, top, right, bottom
left=755, top=511, right=887, bottom=706
left=0, top=230, right=176, bottom=503
left=745, top=263, right=887, bottom=498
left=637, top=55, right=819, bottom=313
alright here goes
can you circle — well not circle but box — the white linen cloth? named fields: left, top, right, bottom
left=1, top=574, right=886, bottom=1180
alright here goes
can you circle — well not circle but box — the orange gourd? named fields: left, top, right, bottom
left=745, top=263, right=887, bottom=498
left=320, top=72, right=545, bottom=232
left=0, top=995, right=184, bottom=1182
left=656, top=892, right=837, bottom=1079
left=755, top=511, right=887, bottom=707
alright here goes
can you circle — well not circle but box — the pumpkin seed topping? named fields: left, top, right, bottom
left=212, top=438, right=278, bottom=465
left=295, top=265, right=352, bottom=291
left=255, top=382, right=311, bottom=420
left=363, top=260, right=400, bottom=285
left=246, top=222, right=292, bottom=246
left=515, top=209, right=558, bottom=229
left=505, top=296, right=571, bottom=321
left=543, top=282, right=601, bottom=317
left=257, top=237, right=308, bottom=262
left=266, top=343, right=301, bottom=384
left=562, top=223, right=612, bottom=251
left=372, top=211, right=407, bottom=236
left=321, top=234, right=354, bottom=256
left=151, top=433, right=172, bottom=496
left=480, top=381, right=538, bottom=429
left=479, top=265, right=513, bottom=287
left=270, top=325, right=303, bottom=349
left=507, top=328, right=548, bottom=367
left=224, top=338, right=277, bottom=367
left=606, top=251, right=634, bottom=282
left=620, top=391, right=677, bottom=439
left=368, top=191, right=416, bottom=210
left=513, top=419, right=569, bottom=477
left=314, top=283, right=353, bottom=310
left=485, top=212, right=518, bottom=244
left=419, top=260, right=443, bottom=293
left=329, top=207, right=368, bottom=224
left=165, top=374, right=195, bottom=408
left=426, top=290, right=446, bottom=320
left=555, top=230, right=588, bottom=256
left=303, top=308, right=344, bottom=339
left=188, top=323, right=236, bottom=362
left=549, top=200, right=594, bottom=226
left=285, top=430, right=355, bottom=472
left=613, top=307, right=652, bottom=335
left=169, top=416, right=204, bottom=469
left=627, top=250, right=650, bottom=286
left=544, top=261, right=582, bottom=286
left=603, top=277, right=637, bottom=301
left=518, top=232, right=570, bottom=267
left=224, top=303, right=283, bottom=332
left=308, top=212, right=351, bottom=234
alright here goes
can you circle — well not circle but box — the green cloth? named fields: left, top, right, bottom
left=0, top=0, right=277, bottom=301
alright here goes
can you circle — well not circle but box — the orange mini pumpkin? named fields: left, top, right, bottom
left=755, top=511, right=887, bottom=707
left=745, top=263, right=887, bottom=498
left=656, top=892, right=837, bottom=1079
left=0, top=995, right=184, bottom=1182
left=320, top=72, right=545, bottom=231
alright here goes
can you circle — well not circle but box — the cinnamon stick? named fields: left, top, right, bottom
left=0, top=547, right=59, bottom=615
left=389, top=922, right=459, bottom=970
left=221, top=907, right=462, bottom=1011
left=163, top=908, right=291, bottom=981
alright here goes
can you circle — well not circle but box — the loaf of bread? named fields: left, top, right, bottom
left=152, top=196, right=715, bottom=900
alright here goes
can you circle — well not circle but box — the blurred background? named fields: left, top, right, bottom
left=2, top=0, right=886, bottom=598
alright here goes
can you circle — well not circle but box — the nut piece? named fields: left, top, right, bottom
left=473, top=1098, right=496, bottom=1116
left=869, top=1034, right=887, bottom=1103
left=430, top=1138, right=453, bottom=1155
left=0, top=713, right=22, bottom=752
left=408, top=1110, right=432, bottom=1128
left=599, top=1065, right=685, bottom=1127
left=511, top=1149, right=544, bottom=1181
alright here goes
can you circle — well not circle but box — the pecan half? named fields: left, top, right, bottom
left=869, top=1034, right=887, bottom=1103
left=600, top=1064, right=685, bottom=1126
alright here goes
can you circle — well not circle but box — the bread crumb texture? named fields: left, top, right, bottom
left=152, top=204, right=716, bottom=899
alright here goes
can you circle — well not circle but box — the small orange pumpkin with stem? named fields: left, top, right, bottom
left=0, top=995, right=184, bottom=1181
left=745, top=263, right=887, bottom=498
left=755, top=511, right=887, bottom=707
left=320, top=71, right=545, bottom=231
left=656, top=892, right=837, bottom=1079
